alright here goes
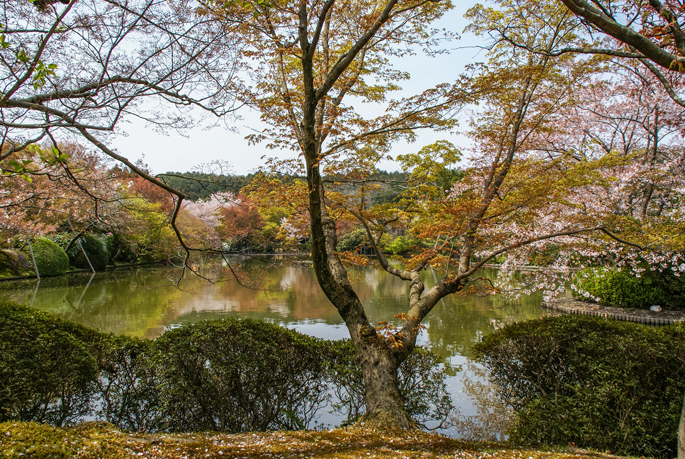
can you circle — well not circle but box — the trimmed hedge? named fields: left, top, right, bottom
left=31, top=238, right=69, bottom=276
left=153, top=320, right=330, bottom=432
left=0, top=302, right=104, bottom=426
left=0, top=301, right=451, bottom=433
left=473, top=315, right=685, bottom=458
left=572, top=266, right=685, bottom=310
left=67, top=234, right=109, bottom=271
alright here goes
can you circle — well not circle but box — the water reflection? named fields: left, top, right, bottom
left=0, top=256, right=553, bottom=360
left=0, top=256, right=559, bottom=437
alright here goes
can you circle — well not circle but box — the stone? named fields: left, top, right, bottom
left=650, top=305, right=663, bottom=312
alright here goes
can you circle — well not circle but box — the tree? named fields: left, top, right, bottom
left=483, top=0, right=685, bottom=108
left=199, top=0, right=465, bottom=427
left=0, top=0, right=240, bottom=259
left=200, top=0, right=680, bottom=428
left=0, top=142, right=123, bottom=244
left=215, top=195, right=265, bottom=251
left=556, top=0, right=685, bottom=72
left=484, top=0, right=685, bottom=450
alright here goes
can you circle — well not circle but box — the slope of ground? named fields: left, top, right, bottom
left=0, top=421, right=629, bottom=459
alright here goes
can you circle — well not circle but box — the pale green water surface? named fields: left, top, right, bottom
left=0, top=255, right=554, bottom=436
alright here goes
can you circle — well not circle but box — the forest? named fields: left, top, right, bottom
left=1, top=0, right=685, bottom=456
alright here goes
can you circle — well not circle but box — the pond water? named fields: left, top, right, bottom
left=0, top=255, right=556, bottom=437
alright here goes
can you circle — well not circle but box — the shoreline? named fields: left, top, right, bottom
left=542, top=297, right=685, bottom=326
left=0, top=261, right=166, bottom=283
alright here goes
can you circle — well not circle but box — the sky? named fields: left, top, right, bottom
left=109, top=2, right=486, bottom=176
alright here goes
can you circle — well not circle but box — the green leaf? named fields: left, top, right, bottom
left=7, top=159, right=21, bottom=170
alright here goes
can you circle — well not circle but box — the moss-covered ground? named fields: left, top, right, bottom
left=0, top=422, right=628, bottom=459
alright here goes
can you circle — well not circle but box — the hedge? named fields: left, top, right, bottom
left=0, top=302, right=104, bottom=426
left=0, top=301, right=451, bottom=433
left=152, top=320, right=330, bottom=432
left=473, top=315, right=685, bottom=458
left=66, top=234, right=109, bottom=271
left=572, top=266, right=685, bottom=310
left=30, top=238, right=70, bottom=276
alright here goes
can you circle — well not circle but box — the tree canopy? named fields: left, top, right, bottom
left=1, top=0, right=684, bottom=445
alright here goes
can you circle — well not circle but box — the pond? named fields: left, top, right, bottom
left=0, top=255, right=556, bottom=438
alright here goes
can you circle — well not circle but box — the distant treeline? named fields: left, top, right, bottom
left=159, top=170, right=410, bottom=203
left=159, top=172, right=255, bottom=201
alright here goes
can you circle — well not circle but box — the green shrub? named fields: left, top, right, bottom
left=0, top=301, right=453, bottom=434
left=473, top=315, right=685, bottom=458
left=0, top=250, right=33, bottom=277
left=337, top=228, right=368, bottom=252
left=382, top=235, right=413, bottom=255
left=30, top=238, right=69, bottom=276
left=66, top=234, right=109, bottom=271
left=152, top=319, right=330, bottom=432
left=96, top=335, right=161, bottom=432
left=105, top=233, right=136, bottom=264
left=327, top=340, right=453, bottom=428
left=0, top=301, right=104, bottom=426
left=572, top=266, right=685, bottom=310
left=47, top=233, right=72, bottom=252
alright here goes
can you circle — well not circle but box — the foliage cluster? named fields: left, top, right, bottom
left=65, top=234, right=109, bottom=272
left=473, top=315, right=685, bottom=458
left=30, top=238, right=69, bottom=276
left=572, top=266, right=685, bottom=310
left=0, top=250, right=33, bottom=277
left=0, top=301, right=451, bottom=432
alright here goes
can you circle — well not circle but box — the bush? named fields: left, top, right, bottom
left=66, top=234, right=109, bottom=271
left=382, top=235, right=413, bottom=255
left=152, top=319, right=330, bottom=432
left=336, top=228, right=368, bottom=252
left=473, top=315, right=685, bottom=458
left=0, top=301, right=103, bottom=426
left=96, top=336, right=161, bottom=432
left=0, top=302, right=453, bottom=434
left=572, top=266, right=685, bottom=310
left=30, top=238, right=69, bottom=276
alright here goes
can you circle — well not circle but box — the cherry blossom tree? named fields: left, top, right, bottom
left=1, top=142, right=122, bottom=245
left=0, top=0, right=240, bottom=261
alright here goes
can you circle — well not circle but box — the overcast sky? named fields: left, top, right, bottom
left=109, top=2, right=485, bottom=175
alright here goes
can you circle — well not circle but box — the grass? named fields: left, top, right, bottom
left=0, top=422, right=628, bottom=459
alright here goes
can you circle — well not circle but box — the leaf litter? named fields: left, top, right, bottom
left=0, top=421, right=629, bottom=459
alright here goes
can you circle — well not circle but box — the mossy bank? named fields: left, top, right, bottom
left=0, top=422, right=628, bottom=459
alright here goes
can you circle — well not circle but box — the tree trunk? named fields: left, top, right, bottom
left=352, top=330, right=414, bottom=429
left=679, top=388, right=685, bottom=459
left=302, top=139, right=415, bottom=429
